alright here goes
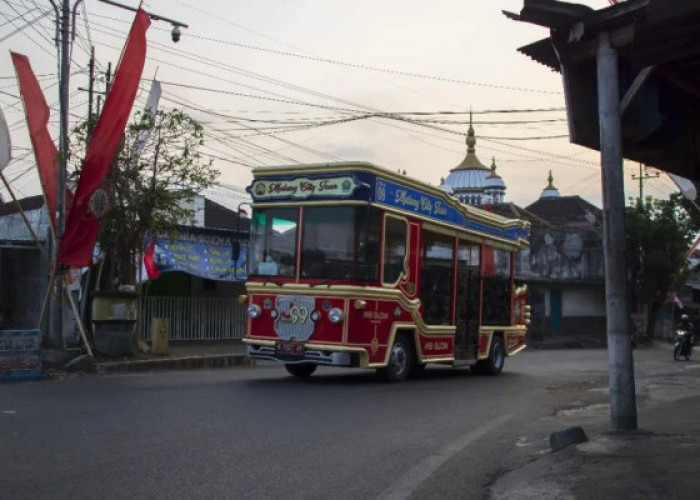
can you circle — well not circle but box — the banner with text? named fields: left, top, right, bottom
left=150, top=227, right=247, bottom=282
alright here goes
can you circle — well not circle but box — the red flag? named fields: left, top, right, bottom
left=143, top=240, right=161, bottom=280
left=11, top=52, right=59, bottom=230
left=57, top=9, right=151, bottom=266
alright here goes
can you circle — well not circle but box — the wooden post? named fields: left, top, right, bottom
left=597, top=32, right=637, bottom=430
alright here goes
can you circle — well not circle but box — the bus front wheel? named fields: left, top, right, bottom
left=474, top=335, right=505, bottom=376
left=378, top=335, right=413, bottom=382
left=285, top=363, right=317, bottom=378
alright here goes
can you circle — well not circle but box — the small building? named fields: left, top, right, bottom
left=0, top=195, right=51, bottom=332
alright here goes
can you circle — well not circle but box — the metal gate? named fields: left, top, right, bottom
left=139, top=296, right=246, bottom=341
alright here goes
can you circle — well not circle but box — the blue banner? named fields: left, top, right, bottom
left=151, top=228, right=247, bottom=282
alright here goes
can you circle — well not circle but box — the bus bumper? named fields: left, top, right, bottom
left=246, top=344, right=356, bottom=367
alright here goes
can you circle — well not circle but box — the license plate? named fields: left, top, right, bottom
left=275, top=340, right=304, bottom=357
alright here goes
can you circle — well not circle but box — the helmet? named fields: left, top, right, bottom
left=681, top=314, right=690, bottom=320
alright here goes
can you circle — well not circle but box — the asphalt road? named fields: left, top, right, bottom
left=0, top=348, right=658, bottom=500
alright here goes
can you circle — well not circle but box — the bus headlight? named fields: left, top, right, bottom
left=328, top=307, right=345, bottom=324
left=247, top=304, right=262, bottom=319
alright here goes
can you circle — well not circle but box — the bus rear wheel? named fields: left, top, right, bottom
left=473, top=335, right=505, bottom=376
left=285, top=363, right=317, bottom=378
left=378, top=335, right=414, bottom=382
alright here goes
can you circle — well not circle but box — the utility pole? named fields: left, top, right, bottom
left=46, top=0, right=83, bottom=350
left=597, top=32, right=637, bottom=430
left=631, top=163, right=660, bottom=201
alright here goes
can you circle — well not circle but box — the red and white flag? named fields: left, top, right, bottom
left=143, top=239, right=161, bottom=280
left=58, top=9, right=151, bottom=267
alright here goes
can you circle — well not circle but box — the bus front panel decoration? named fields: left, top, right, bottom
left=241, top=162, right=530, bottom=381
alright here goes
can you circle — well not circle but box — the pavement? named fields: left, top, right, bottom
left=90, top=341, right=252, bottom=374
left=489, top=340, right=700, bottom=500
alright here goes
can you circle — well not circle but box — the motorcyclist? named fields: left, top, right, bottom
left=678, top=314, right=695, bottom=348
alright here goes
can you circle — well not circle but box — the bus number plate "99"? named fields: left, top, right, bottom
left=275, top=340, right=304, bottom=357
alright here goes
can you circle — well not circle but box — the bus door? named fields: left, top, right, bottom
left=455, top=242, right=480, bottom=361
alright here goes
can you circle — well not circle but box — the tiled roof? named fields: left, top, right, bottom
left=525, top=196, right=602, bottom=228
left=488, top=202, right=554, bottom=228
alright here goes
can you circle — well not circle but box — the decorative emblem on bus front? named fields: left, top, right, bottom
left=274, top=295, right=316, bottom=341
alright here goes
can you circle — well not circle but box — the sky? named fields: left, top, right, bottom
left=0, top=0, right=678, bottom=209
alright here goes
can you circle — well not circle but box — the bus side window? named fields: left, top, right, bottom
left=420, top=230, right=454, bottom=325
left=482, top=246, right=512, bottom=325
left=383, top=217, right=407, bottom=284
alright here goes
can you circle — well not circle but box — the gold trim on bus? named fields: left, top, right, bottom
left=245, top=282, right=456, bottom=335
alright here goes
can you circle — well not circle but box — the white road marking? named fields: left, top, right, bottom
left=1, top=410, right=17, bottom=415
left=377, top=413, right=513, bottom=500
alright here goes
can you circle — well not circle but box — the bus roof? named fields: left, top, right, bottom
left=248, top=162, right=529, bottom=249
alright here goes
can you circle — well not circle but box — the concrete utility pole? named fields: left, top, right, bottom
left=631, top=163, right=660, bottom=201
left=597, top=32, right=637, bottom=430
left=47, top=0, right=83, bottom=350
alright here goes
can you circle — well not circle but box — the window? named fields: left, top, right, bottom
left=383, top=216, right=407, bottom=284
left=250, top=208, right=298, bottom=278
left=300, top=206, right=380, bottom=280
left=482, top=247, right=512, bottom=325
left=420, top=230, right=454, bottom=325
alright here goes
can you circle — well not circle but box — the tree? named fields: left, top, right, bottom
left=69, top=109, right=219, bottom=286
left=626, top=194, right=700, bottom=335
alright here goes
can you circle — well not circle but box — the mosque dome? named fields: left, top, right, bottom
left=539, top=170, right=561, bottom=199
left=438, top=177, right=454, bottom=195
left=442, top=114, right=506, bottom=206
left=484, top=158, right=506, bottom=190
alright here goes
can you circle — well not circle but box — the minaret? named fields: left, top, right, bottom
left=484, top=157, right=507, bottom=204
left=539, top=170, right=561, bottom=199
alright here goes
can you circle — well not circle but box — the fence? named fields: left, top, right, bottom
left=139, top=296, right=246, bottom=341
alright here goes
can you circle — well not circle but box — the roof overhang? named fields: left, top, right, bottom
left=506, top=0, right=700, bottom=181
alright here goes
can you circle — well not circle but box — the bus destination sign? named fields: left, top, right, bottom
left=249, top=176, right=360, bottom=200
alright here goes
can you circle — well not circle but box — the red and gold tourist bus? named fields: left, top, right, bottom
left=240, top=162, right=530, bottom=381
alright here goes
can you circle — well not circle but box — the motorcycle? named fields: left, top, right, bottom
left=673, top=329, right=693, bottom=361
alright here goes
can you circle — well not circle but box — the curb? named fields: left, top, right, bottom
left=96, top=354, right=255, bottom=374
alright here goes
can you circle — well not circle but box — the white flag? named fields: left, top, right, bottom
left=668, top=173, right=697, bottom=201
left=0, top=105, right=11, bottom=171
left=132, top=79, right=162, bottom=161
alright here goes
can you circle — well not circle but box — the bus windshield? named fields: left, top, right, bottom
left=249, top=206, right=380, bottom=281
left=301, top=205, right=380, bottom=281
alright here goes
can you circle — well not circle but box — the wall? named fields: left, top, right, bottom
left=1, top=248, right=49, bottom=330
left=563, top=287, right=606, bottom=316
left=517, top=226, right=604, bottom=282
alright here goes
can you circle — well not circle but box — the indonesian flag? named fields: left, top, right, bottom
left=58, top=9, right=151, bottom=267
left=10, top=52, right=59, bottom=229
left=143, top=240, right=161, bottom=280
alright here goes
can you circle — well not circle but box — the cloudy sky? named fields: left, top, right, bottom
left=0, top=0, right=677, bottom=208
